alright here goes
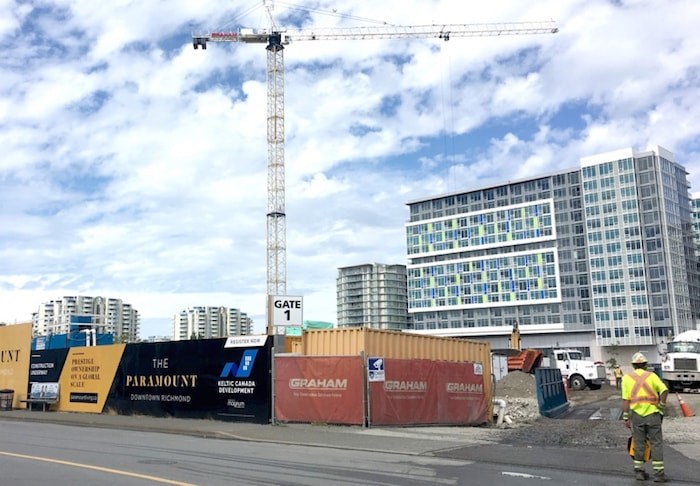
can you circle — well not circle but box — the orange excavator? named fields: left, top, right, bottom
left=503, top=323, right=543, bottom=373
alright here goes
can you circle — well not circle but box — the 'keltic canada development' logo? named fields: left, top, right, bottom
left=220, top=350, right=258, bottom=378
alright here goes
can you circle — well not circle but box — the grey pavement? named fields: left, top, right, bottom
left=2, top=409, right=700, bottom=484
left=0, top=409, right=478, bottom=455
left=438, top=443, right=700, bottom=484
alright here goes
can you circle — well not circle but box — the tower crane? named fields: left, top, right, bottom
left=193, top=6, right=558, bottom=332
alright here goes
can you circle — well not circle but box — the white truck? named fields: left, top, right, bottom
left=660, top=330, right=700, bottom=392
left=549, top=349, right=607, bottom=390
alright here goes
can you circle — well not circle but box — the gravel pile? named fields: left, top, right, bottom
left=493, top=371, right=540, bottom=426
left=494, top=370, right=538, bottom=399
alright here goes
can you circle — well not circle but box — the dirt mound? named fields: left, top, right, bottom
left=494, top=370, right=537, bottom=399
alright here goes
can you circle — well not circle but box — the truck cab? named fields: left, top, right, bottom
left=661, top=330, right=700, bottom=391
left=551, top=349, right=606, bottom=391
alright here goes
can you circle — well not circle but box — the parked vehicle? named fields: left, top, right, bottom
left=660, top=330, right=700, bottom=392
left=549, top=349, right=606, bottom=390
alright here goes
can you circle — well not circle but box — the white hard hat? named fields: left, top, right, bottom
left=631, top=352, right=647, bottom=364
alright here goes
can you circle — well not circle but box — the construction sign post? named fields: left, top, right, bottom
left=367, top=357, right=385, bottom=382
left=268, top=295, right=303, bottom=335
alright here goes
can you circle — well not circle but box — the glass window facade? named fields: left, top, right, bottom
left=337, top=264, right=411, bottom=330
left=407, top=201, right=554, bottom=256
left=407, top=147, right=699, bottom=349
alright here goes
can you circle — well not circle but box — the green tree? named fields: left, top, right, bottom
left=605, top=344, right=621, bottom=370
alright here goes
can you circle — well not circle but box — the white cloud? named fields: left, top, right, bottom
left=1, top=0, right=699, bottom=337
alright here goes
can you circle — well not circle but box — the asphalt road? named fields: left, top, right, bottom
left=0, top=420, right=678, bottom=485
left=1, top=385, right=698, bottom=485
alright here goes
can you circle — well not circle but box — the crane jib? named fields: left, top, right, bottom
left=195, top=22, right=559, bottom=46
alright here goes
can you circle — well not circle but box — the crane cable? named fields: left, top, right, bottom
left=211, top=2, right=392, bottom=35
left=439, top=42, right=457, bottom=193
left=212, top=0, right=264, bottom=32
left=275, top=1, right=394, bottom=26
left=210, top=0, right=457, bottom=194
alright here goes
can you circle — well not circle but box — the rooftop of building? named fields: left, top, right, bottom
left=406, top=145, right=678, bottom=206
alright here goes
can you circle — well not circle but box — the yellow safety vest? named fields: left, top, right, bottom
left=621, top=369, right=667, bottom=416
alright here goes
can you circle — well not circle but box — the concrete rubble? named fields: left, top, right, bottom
left=493, top=371, right=541, bottom=426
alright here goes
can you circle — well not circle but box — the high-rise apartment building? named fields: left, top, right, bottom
left=172, top=306, right=253, bottom=340
left=691, top=193, right=700, bottom=257
left=690, top=192, right=700, bottom=320
left=405, top=146, right=698, bottom=361
left=32, top=296, right=140, bottom=343
left=337, top=263, right=411, bottom=330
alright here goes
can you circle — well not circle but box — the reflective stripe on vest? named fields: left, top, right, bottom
left=629, top=371, right=658, bottom=404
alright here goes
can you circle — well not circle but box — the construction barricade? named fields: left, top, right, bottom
left=274, top=356, right=365, bottom=425
left=535, top=367, right=569, bottom=418
left=369, top=359, right=488, bottom=426
left=273, top=355, right=488, bottom=427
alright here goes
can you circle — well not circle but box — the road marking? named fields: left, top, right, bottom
left=0, top=451, right=196, bottom=485
left=502, top=471, right=552, bottom=480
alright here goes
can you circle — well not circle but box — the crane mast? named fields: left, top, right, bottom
left=193, top=17, right=558, bottom=328
left=266, top=34, right=286, bottom=298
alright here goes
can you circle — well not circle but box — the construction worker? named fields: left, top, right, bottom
left=621, top=352, right=669, bottom=482
left=614, top=365, right=623, bottom=389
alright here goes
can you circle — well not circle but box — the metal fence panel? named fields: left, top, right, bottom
left=535, top=367, right=569, bottom=418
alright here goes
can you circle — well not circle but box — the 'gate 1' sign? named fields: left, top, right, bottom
left=270, top=295, right=303, bottom=328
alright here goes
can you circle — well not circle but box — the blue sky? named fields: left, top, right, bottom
left=1, top=0, right=699, bottom=338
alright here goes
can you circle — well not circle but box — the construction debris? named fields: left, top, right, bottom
left=493, top=371, right=540, bottom=426
left=494, top=370, right=537, bottom=399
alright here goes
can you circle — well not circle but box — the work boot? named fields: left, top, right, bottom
left=653, top=472, right=668, bottom=483
left=635, top=469, right=649, bottom=480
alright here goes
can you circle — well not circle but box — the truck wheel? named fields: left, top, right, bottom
left=570, top=375, right=587, bottom=391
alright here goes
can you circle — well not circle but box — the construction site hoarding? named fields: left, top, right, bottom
left=274, top=355, right=364, bottom=425
left=435, top=361, right=488, bottom=424
left=301, top=327, right=492, bottom=403
left=106, top=337, right=272, bottom=422
left=0, top=323, right=32, bottom=409
left=369, top=359, right=488, bottom=426
left=59, top=344, right=126, bottom=413
left=26, top=337, right=272, bottom=422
